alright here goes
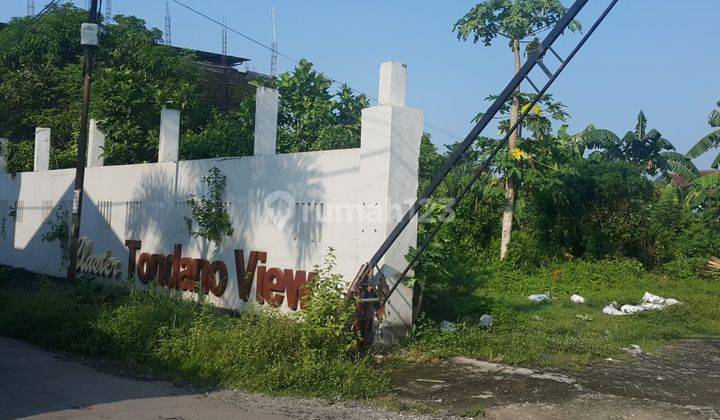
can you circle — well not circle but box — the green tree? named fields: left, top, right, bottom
left=0, top=5, right=87, bottom=170
left=659, top=152, right=720, bottom=220
left=580, top=111, right=677, bottom=175
left=0, top=7, right=370, bottom=172
left=454, top=0, right=580, bottom=259
left=687, top=101, right=720, bottom=169
left=269, top=60, right=368, bottom=153
left=91, top=14, right=204, bottom=165
left=0, top=6, right=210, bottom=169
left=527, top=160, right=656, bottom=261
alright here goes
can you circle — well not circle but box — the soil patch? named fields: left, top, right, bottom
left=388, top=339, right=720, bottom=418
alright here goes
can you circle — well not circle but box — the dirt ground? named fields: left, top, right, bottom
left=3, top=336, right=719, bottom=419
left=389, top=339, right=720, bottom=418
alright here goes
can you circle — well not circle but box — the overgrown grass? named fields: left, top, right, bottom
left=405, top=258, right=720, bottom=367
left=2, top=255, right=718, bottom=399
left=0, top=268, right=386, bottom=399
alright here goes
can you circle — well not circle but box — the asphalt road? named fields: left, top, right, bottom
left=5, top=334, right=716, bottom=419
left=0, top=337, right=288, bottom=420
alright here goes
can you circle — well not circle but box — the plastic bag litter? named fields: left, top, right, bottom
left=602, top=302, right=629, bottom=316
left=479, top=314, right=494, bottom=328
left=622, top=344, right=643, bottom=355
left=620, top=304, right=648, bottom=314
left=642, top=292, right=679, bottom=306
left=440, top=320, right=455, bottom=332
left=529, top=293, right=550, bottom=302
left=603, top=292, right=681, bottom=316
left=643, top=292, right=665, bottom=305
left=570, top=294, right=586, bottom=304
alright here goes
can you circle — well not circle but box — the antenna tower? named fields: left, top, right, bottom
left=222, top=17, right=228, bottom=58
left=221, top=16, right=229, bottom=111
left=270, top=8, right=278, bottom=78
left=164, top=1, right=172, bottom=46
left=27, top=0, right=35, bottom=16
left=105, top=0, right=112, bottom=19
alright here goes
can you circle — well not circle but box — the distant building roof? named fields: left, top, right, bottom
left=671, top=170, right=720, bottom=186
left=171, top=46, right=249, bottom=68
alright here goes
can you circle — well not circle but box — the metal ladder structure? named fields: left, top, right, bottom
left=351, top=0, right=621, bottom=346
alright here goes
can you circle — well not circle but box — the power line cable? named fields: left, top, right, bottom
left=166, top=0, right=464, bottom=143
left=34, top=0, right=63, bottom=19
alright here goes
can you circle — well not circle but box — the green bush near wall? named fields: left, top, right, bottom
left=0, top=272, right=386, bottom=399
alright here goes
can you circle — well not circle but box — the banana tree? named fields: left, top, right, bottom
left=659, top=154, right=720, bottom=213
left=580, top=111, right=677, bottom=176
left=556, top=124, right=586, bottom=162
left=687, top=101, right=720, bottom=169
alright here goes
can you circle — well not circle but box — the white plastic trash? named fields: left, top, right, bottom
left=529, top=293, right=550, bottom=302
left=620, top=304, right=649, bottom=314
left=440, top=320, right=455, bottom=332
left=643, top=292, right=666, bottom=305
left=570, top=294, right=586, bottom=304
left=603, top=293, right=682, bottom=316
left=479, top=314, right=494, bottom=328
left=602, top=302, right=629, bottom=316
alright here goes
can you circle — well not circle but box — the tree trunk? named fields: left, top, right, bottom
left=500, top=38, right=522, bottom=260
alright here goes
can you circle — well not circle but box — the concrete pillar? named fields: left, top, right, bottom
left=158, top=108, right=180, bottom=163
left=254, top=86, right=280, bottom=156
left=87, top=119, right=105, bottom=167
left=357, top=61, right=424, bottom=343
left=34, top=127, right=50, bottom=172
left=0, top=138, right=7, bottom=173
left=378, top=61, right=407, bottom=107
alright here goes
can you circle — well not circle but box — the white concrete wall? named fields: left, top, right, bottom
left=33, top=128, right=50, bottom=172
left=87, top=119, right=105, bottom=168
left=158, top=108, right=180, bottom=163
left=0, top=151, right=362, bottom=311
left=0, top=138, right=7, bottom=174
left=0, top=62, right=423, bottom=337
left=254, top=87, right=280, bottom=156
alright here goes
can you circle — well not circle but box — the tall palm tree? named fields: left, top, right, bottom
left=580, top=111, right=676, bottom=175
left=687, top=101, right=720, bottom=169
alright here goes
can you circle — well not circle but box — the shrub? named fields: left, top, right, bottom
left=298, top=248, right=358, bottom=359
left=527, top=160, right=655, bottom=260
left=185, top=166, right=234, bottom=247
left=0, top=269, right=385, bottom=398
left=41, top=202, right=70, bottom=266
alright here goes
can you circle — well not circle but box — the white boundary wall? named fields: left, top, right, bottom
left=0, top=62, right=423, bottom=341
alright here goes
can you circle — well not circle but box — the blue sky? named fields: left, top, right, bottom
left=4, top=1, right=719, bottom=168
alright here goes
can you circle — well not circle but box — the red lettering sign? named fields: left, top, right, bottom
left=283, top=269, right=314, bottom=310
left=234, top=250, right=266, bottom=302
left=124, top=241, right=315, bottom=311
left=263, top=267, right=285, bottom=306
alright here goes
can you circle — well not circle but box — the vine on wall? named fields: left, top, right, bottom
left=41, top=202, right=70, bottom=265
left=185, top=166, right=234, bottom=247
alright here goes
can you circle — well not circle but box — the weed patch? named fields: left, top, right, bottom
left=406, top=259, right=720, bottom=367
left=0, top=273, right=386, bottom=399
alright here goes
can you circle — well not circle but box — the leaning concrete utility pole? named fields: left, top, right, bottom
left=67, top=0, right=100, bottom=282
